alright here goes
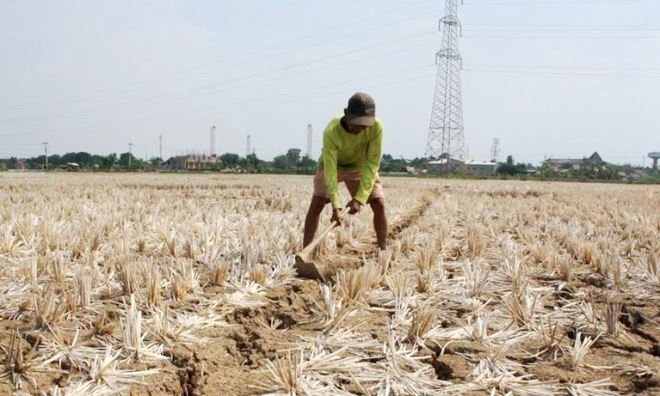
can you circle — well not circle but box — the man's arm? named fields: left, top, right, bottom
left=354, top=121, right=383, bottom=205
left=323, top=130, right=342, bottom=209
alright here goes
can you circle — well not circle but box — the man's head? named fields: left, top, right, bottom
left=344, top=92, right=375, bottom=133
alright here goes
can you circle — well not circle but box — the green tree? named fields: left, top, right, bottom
left=243, top=153, right=263, bottom=172
left=219, top=153, right=240, bottom=168
left=272, top=148, right=302, bottom=170
left=28, top=155, right=47, bottom=169
left=381, top=155, right=408, bottom=172
left=48, top=154, right=63, bottom=167
left=497, top=155, right=517, bottom=176
left=408, top=157, right=427, bottom=167
left=118, top=152, right=141, bottom=169
left=90, top=154, right=105, bottom=168
left=101, top=153, right=117, bottom=169
left=300, top=156, right=317, bottom=171
left=286, top=148, right=301, bottom=165
left=6, top=157, right=18, bottom=169
left=272, top=154, right=289, bottom=169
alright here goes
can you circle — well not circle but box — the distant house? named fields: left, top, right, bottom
left=588, top=152, right=603, bottom=162
left=543, top=152, right=604, bottom=171
left=58, top=162, right=80, bottom=171
left=465, top=160, right=498, bottom=176
left=162, top=154, right=220, bottom=171
left=15, top=159, right=28, bottom=170
left=141, top=162, right=159, bottom=172
left=426, top=157, right=498, bottom=176
left=426, top=157, right=464, bottom=173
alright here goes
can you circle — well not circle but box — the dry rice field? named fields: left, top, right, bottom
left=0, top=172, right=658, bottom=396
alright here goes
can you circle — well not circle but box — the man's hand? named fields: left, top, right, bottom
left=331, top=208, right=343, bottom=226
left=346, top=199, right=362, bottom=215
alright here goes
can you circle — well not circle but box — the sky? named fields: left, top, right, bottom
left=1, top=0, right=659, bottom=165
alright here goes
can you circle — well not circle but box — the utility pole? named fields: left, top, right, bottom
left=246, top=134, right=252, bottom=172
left=42, top=142, right=49, bottom=171
left=210, top=125, right=216, bottom=157
left=159, top=135, right=163, bottom=160
left=128, top=143, right=133, bottom=170
left=426, top=0, right=465, bottom=169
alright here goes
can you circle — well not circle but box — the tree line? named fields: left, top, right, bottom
left=2, top=150, right=655, bottom=183
left=0, top=152, right=128, bottom=170
left=0, top=149, right=318, bottom=172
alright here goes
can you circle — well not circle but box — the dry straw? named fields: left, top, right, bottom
left=0, top=174, right=656, bottom=394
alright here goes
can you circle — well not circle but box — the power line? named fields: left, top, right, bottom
left=158, top=62, right=430, bottom=111
left=5, top=59, right=652, bottom=132
left=1, top=70, right=436, bottom=140
left=464, top=67, right=660, bottom=77
left=92, top=31, right=434, bottom=111
left=465, top=23, right=660, bottom=28
left=464, top=34, right=660, bottom=39
left=0, top=31, right=436, bottom=124
left=0, top=36, right=437, bottom=125
left=465, top=0, right=642, bottom=5
left=0, top=0, right=439, bottom=112
left=465, top=26, right=660, bottom=32
left=113, top=40, right=437, bottom=108
left=468, top=63, right=660, bottom=71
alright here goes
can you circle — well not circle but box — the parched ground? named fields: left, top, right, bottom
left=0, top=172, right=658, bottom=395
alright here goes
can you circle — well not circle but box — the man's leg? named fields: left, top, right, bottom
left=303, top=196, right=328, bottom=247
left=369, top=197, right=387, bottom=250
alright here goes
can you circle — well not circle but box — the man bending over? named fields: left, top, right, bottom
left=303, top=92, right=387, bottom=250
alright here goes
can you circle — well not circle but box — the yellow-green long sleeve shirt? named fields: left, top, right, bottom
left=319, top=116, right=383, bottom=209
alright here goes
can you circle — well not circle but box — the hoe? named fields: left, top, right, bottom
left=295, top=209, right=348, bottom=281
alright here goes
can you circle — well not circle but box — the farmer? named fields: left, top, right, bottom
left=303, top=92, right=387, bottom=250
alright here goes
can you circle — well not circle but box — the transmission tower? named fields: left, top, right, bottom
left=426, top=0, right=465, bottom=163
left=491, top=138, right=500, bottom=162
left=210, top=125, right=216, bottom=157
left=306, top=124, right=313, bottom=158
